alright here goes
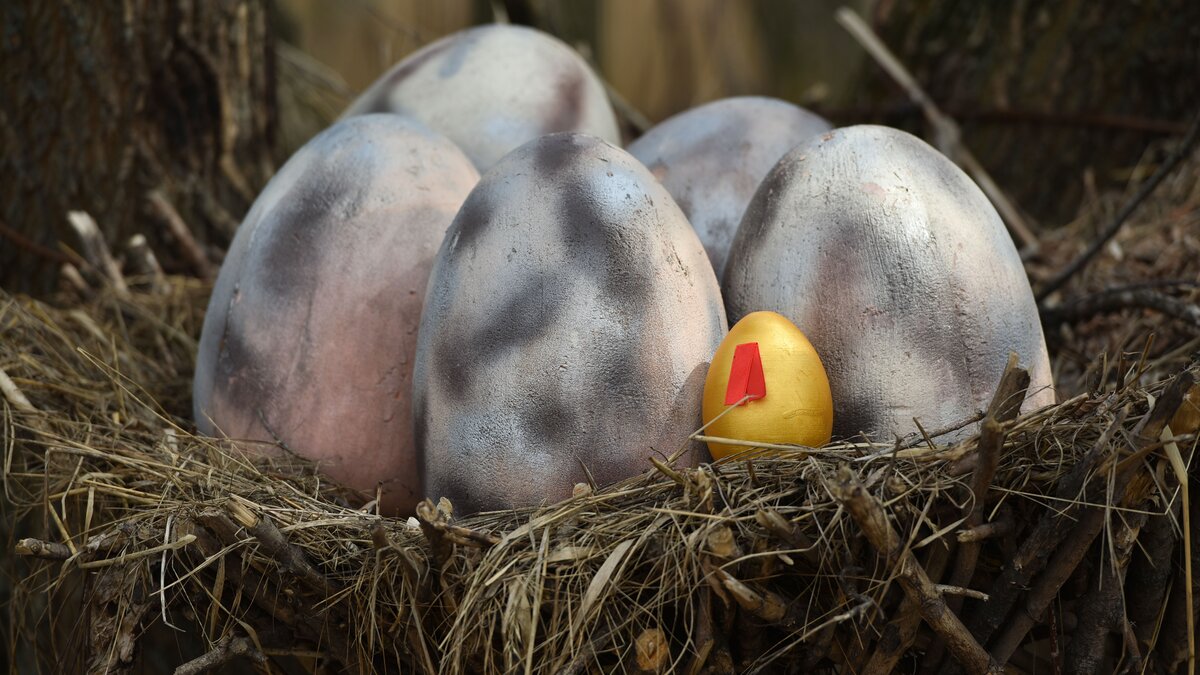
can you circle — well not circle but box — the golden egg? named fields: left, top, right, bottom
left=701, top=311, right=833, bottom=459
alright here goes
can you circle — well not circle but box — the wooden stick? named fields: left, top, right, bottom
left=124, top=234, right=168, bottom=293
left=832, top=465, right=1003, bottom=674
left=1041, top=286, right=1200, bottom=335
left=225, top=498, right=342, bottom=596
left=148, top=190, right=214, bottom=280
left=987, top=371, right=1194, bottom=664
left=936, top=355, right=1029, bottom=669
left=835, top=7, right=1039, bottom=253
left=0, top=366, right=37, bottom=414
left=66, top=210, right=129, bottom=298
left=173, top=634, right=266, bottom=675
left=863, top=544, right=953, bottom=675
left=15, top=537, right=72, bottom=560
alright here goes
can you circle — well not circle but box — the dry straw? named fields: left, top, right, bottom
left=1, top=277, right=1197, bottom=675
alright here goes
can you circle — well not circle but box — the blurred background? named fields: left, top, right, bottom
left=2, top=0, right=1197, bottom=292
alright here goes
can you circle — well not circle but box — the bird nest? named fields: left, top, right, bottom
left=1, top=268, right=1197, bottom=675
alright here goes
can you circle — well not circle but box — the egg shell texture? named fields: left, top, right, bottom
left=194, top=114, right=480, bottom=515
left=723, top=125, right=1054, bottom=443
left=414, top=132, right=727, bottom=514
left=628, top=97, right=832, bottom=278
left=344, top=24, right=620, bottom=172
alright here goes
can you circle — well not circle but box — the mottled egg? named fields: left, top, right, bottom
left=343, top=24, right=620, bottom=172
left=723, top=125, right=1054, bottom=443
left=194, top=115, right=480, bottom=515
left=413, top=132, right=727, bottom=514
left=628, top=97, right=831, bottom=277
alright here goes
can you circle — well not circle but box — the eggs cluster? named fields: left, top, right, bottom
left=194, top=24, right=1053, bottom=516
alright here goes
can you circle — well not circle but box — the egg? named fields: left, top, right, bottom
left=343, top=24, right=620, bottom=172
left=701, top=311, right=833, bottom=459
left=627, top=97, right=832, bottom=277
left=413, top=132, right=727, bottom=514
left=193, top=115, right=480, bottom=515
left=723, top=125, right=1055, bottom=443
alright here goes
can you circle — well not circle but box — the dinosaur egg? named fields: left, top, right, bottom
left=627, top=97, right=832, bottom=277
left=724, top=125, right=1055, bottom=443
left=343, top=24, right=620, bottom=171
left=413, top=133, right=727, bottom=514
left=193, top=115, right=479, bottom=515
left=701, top=311, right=833, bottom=459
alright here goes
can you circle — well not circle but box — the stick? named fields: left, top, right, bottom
left=125, top=234, right=168, bottom=293
left=148, top=190, right=215, bottom=280
left=938, top=355, right=1029, bottom=665
left=1036, top=108, right=1200, bottom=302
left=831, top=465, right=1003, bottom=674
left=0, top=366, right=37, bottom=414
left=15, top=537, right=72, bottom=560
left=835, top=7, right=1039, bottom=252
left=173, top=634, right=266, bottom=675
left=863, top=544, right=953, bottom=675
left=987, top=371, right=1194, bottom=664
left=1041, top=287, right=1200, bottom=335
left=0, top=217, right=85, bottom=267
left=225, top=498, right=342, bottom=596
left=66, top=210, right=129, bottom=298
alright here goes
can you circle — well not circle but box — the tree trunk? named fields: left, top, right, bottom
left=0, top=0, right=277, bottom=294
left=866, top=0, right=1200, bottom=225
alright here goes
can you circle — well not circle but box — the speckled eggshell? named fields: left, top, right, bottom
left=343, top=24, right=620, bottom=172
left=627, top=97, right=832, bottom=277
left=413, top=132, right=727, bottom=514
left=723, top=125, right=1054, bottom=443
left=194, top=114, right=480, bottom=515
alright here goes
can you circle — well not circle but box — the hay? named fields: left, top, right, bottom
left=2, top=277, right=1197, bottom=674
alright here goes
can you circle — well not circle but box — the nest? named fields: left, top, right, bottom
left=0, top=269, right=1196, bottom=675
left=3, top=153, right=1199, bottom=675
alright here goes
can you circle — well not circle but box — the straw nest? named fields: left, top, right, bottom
left=3, top=150, right=1199, bottom=674
left=0, top=269, right=1196, bottom=675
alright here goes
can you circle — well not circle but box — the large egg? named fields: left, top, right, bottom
left=627, top=97, right=831, bottom=277
left=194, top=115, right=480, bottom=515
left=343, top=24, right=620, bottom=172
left=723, top=125, right=1054, bottom=443
left=413, top=133, right=727, bottom=514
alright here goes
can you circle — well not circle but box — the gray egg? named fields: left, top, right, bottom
left=723, top=125, right=1054, bottom=443
left=194, top=115, right=480, bottom=515
left=628, top=97, right=832, bottom=278
left=343, top=24, right=620, bottom=172
left=414, top=133, right=727, bottom=514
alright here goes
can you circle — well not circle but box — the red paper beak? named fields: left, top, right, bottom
left=724, top=342, right=766, bottom=405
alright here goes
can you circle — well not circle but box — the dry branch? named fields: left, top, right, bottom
left=832, top=466, right=1002, bottom=675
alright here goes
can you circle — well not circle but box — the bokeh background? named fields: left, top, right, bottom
left=2, top=0, right=1197, bottom=292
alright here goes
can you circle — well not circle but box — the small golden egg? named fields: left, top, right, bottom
left=701, top=311, right=833, bottom=459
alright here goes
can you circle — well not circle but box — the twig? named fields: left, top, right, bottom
left=1062, top=511, right=1146, bottom=673
left=863, top=544, right=953, bottom=675
left=125, top=234, right=168, bottom=293
left=1041, top=287, right=1200, bottom=335
left=943, top=356, right=1029, bottom=629
left=415, top=498, right=500, bottom=551
left=0, top=217, right=85, bottom=267
left=1036, top=108, right=1200, bottom=302
left=987, top=371, right=1195, bottom=664
left=66, top=210, right=129, bottom=298
left=0, top=366, right=37, bottom=414
left=148, top=190, right=215, bottom=280
left=831, top=465, right=1003, bottom=674
left=956, top=518, right=1013, bottom=544
left=225, top=498, right=342, bottom=596
left=173, top=634, right=266, bottom=675
left=835, top=7, right=1039, bottom=253
left=76, top=534, right=197, bottom=570
left=15, top=537, right=72, bottom=560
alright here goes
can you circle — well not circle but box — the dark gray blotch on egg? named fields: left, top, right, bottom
left=627, top=97, right=831, bottom=278
left=194, top=115, right=479, bottom=515
left=414, top=133, right=727, bottom=514
left=723, top=125, right=1055, bottom=443
left=343, top=24, right=620, bottom=172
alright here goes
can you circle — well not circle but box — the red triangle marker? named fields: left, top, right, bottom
left=724, top=342, right=767, bottom=405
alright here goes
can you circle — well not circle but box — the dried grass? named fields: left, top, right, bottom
left=1, top=275, right=1197, bottom=674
